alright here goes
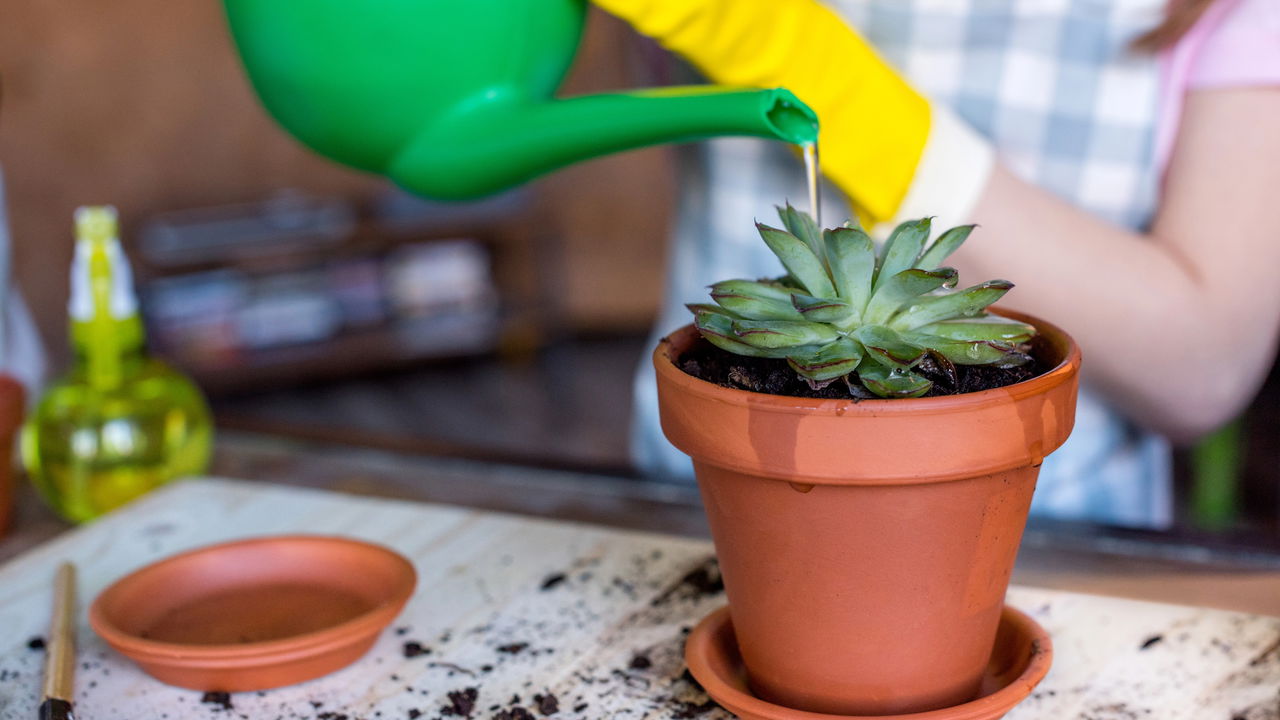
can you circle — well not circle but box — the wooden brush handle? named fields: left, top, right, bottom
left=42, top=563, right=76, bottom=703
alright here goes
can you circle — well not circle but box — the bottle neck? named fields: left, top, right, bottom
left=70, top=315, right=147, bottom=390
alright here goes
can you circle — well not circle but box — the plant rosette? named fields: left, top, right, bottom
left=653, top=209, right=1080, bottom=716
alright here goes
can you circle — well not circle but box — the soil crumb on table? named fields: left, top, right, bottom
left=201, top=692, right=234, bottom=711
left=403, top=641, right=432, bottom=658
left=670, top=699, right=720, bottom=718
left=441, top=687, right=478, bottom=717
left=539, top=573, right=567, bottom=591
left=651, top=559, right=724, bottom=607
left=532, top=692, right=559, bottom=715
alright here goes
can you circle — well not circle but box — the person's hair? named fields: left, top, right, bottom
left=1132, top=0, right=1218, bottom=51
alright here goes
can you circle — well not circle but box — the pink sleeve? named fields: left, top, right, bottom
left=1188, top=0, right=1280, bottom=88
left=1155, top=0, right=1280, bottom=176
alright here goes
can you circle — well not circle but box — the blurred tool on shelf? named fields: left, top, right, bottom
left=131, top=188, right=555, bottom=395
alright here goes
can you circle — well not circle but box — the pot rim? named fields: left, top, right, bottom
left=654, top=308, right=1080, bottom=418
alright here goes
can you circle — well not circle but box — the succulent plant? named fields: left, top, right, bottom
left=688, top=205, right=1036, bottom=399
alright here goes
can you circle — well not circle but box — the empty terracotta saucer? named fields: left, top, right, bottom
left=89, top=535, right=416, bottom=691
left=685, top=605, right=1052, bottom=720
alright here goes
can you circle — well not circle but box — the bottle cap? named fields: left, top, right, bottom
left=69, top=206, right=139, bottom=322
left=68, top=206, right=143, bottom=380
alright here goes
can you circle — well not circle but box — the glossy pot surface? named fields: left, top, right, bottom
left=654, top=313, right=1079, bottom=714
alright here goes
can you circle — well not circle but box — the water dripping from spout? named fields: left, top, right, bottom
left=803, top=141, right=821, bottom=228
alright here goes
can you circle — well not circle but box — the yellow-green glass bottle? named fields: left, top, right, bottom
left=22, top=207, right=212, bottom=522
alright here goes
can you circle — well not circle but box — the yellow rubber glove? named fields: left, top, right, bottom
left=593, top=0, right=992, bottom=228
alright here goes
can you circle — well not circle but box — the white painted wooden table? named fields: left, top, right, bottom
left=0, top=479, right=1276, bottom=720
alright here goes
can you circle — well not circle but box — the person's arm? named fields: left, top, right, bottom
left=595, top=0, right=1279, bottom=443
left=950, top=87, right=1280, bottom=444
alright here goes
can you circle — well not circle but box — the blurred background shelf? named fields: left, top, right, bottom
left=213, top=333, right=646, bottom=476
left=2, top=1, right=1277, bottom=553
left=133, top=189, right=555, bottom=393
left=0, top=2, right=673, bottom=370
left=209, top=330, right=1280, bottom=542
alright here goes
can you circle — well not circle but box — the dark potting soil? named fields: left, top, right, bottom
left=532, top=693, right=559, bottom=715
left=441, top=687, right=478, bottom=717
left=538, top=573, right=567, bottom=591
left=492, top=708, right=534, bottom=720
left=677, top=334, right=1052, bottom=399
left=649, top=559, right=724, bottom=607
left=403, top=640, right=431, bottom=658
left=201, top=692, right=234, bottom=711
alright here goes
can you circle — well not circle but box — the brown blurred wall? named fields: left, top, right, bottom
left=0, top=2, right=673, bottom=366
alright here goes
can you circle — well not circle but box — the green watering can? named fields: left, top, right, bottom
left=223, top=0, right=818, bottom=199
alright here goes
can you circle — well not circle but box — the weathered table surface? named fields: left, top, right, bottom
left=6, top=430, right=1280, bottom=618
left=0, top=479, right=1276, bottom=720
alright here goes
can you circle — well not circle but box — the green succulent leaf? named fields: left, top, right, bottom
left=686, top=302, right=730, bottom=317
left=757, top=223, right=836, bottom=299
left=916, top=224, right=975, bottom=271
left=824, top=226, right=875, bottom=315
left=693, top=211, right=1030, bottom=399
left=786, top=338, right=864, bottom=387
left=709, top=279, right=803, bottom=321
left=863, top=267, right=959, bottom=326
left=889, top=280, right=1014, bottom=331
left=791, top=293, right=856, bottom=326
left=874, top=217, right=932, bottom=293
left=777, top=203, right=824, bottom=263
left=694, top=310, right=814, bottom=359
left=732, top=318, right=841, bottom=350
left=853, top=324, right=926, bottom=369
left=692, top=310, right=777, bottom=358
left=916, top=317, right=1036, bottom=343
left=856, top=362, right=932, bottom=399
left=904, top=332, right=1031, bottom=367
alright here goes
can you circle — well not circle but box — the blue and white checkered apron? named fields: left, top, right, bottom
left=632, top=0, right=1174, bottom=528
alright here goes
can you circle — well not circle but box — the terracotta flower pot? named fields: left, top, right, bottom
left=654, top=311, right=1080, bottom=716
left=0, top=375, right=25, bottom=537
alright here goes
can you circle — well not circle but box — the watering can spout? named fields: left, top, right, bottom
left=222, top=0, right=818, bottom=200
left=389, top=87, right=818, bottom=200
